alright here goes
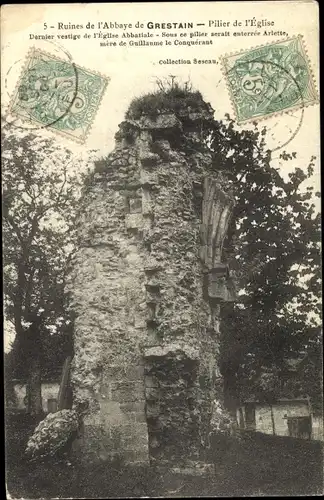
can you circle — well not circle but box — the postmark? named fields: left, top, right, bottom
left=8, top=47, right=110, bottom=143
left=221, top=36, right=319, bottom=125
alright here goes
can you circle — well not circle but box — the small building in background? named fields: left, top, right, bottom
left=7, top=379, right=60, bottom=414
left=236, top=398, right=323, bottom=441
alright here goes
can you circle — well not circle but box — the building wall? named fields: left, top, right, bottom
left=12, top=383, right=26, bottom=410
left=312, top=416, right=324, bottom=441
left=238, top=401, right=323, bottom=440
left=41, top=383, right=60, bottom=412
left=10, top=383, right=59, bottom=413
left=254, top=401, right=310, bottom=436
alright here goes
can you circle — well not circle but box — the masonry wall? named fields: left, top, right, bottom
left=255, top=401, right=310, bottom=436
left=67, top=106, right=231, bottom=465
left=312, top=416, right=324, bottom=441
left=8, top=383, right=59, bottom=413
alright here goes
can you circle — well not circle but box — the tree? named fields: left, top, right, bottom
left=206, top=116, right=321, bottom=414
left=2, top=119, right=94, bottom=414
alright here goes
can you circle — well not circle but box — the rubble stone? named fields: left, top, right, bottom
left=67, top=97, right=236, bottom=465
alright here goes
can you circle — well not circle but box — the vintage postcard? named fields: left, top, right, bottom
left=2, top=2, right=322, bottom=498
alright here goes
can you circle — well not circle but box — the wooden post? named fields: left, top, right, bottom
left=57, top=356, right=72, bottom=411
left=270, top=404, right=276, bottom=435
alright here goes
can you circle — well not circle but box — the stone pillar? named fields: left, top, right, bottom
left=67, top=103, right=236, bottom=465
left=67, top=136, right=150, bottom=464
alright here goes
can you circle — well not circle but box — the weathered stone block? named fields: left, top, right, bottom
left=146, top=401, right=160, bottom=419
left=98, top=400, right=125, bottom=424
left=135, top=412, right=147, bottom=423
left=102, top=366, right=143, bottom=386
left=145, top=387, right=160, bottom=401
left=140, top=170, right=158, bottom=186
left=120, top=401, right=145, bottom=413
left=145, top=279, right=160, bottom=292
left=134, top=316, right=146, bottom=328
left=145, top=375, right=160, bottom=388
left=142, top=214, right=153, bottom=231
left=111, top=380, right=143, bottom=391
left=111, top=381, right=145, bottom=402
left=123, top=412, right=136, bottom=422
left=123, top=448, right=150, bottom=464
left=207, top=272, right=237, bottom=302
left=146, top=290, right=160, bottom=305
left=139, top=150, right=160, bottom=167
left=129, top=197, right=142, bottom=213
left=93, top=160, right=110, bottom=173
left=144, top=256, right=161, bottom=273
left=125, top=213, right=143, bottom=230
left=78, top=423, right=116, bottom=463
left=126, top=365, right=144, bottom=380
left=152, top=139, right=171, bottom=151
left=144, top=343, right=200, bottom=361
left=119, top=423, right=149, bottom=449
left=138, top=130, right=152, bottom=142
left=142, top=190, right=152, bottom=215
left=144, top=328, right=163, bottom=347
left=103, top=365, right=124, bottom=380
left=139, top=114, right=182, bottom=131
left=151, top=140, right=172, bottom=161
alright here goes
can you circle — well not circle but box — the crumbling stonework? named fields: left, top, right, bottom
left=66, top=93, right=236, bottom=465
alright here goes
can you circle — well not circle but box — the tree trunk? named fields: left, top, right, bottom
left=270, top=404, right=276, bottom=435
left=57, top=356, right=72, bottom=410
left=27, top=354, right=42, bottom=415
left=223, top=369, right=239, bottom=420
left=25, top=322, right=43, bottom=415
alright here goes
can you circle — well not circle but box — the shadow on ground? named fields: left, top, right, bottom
left=5, top=415, right=324, bottom=498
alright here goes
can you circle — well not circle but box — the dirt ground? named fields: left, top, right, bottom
left=5, top=415, right=324, bottom=498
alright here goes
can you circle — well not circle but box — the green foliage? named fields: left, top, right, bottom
left=3, top=125, right=80, bottom=332
left=125, top=77, right=208, bottom=120
left=206, top=115, right=321, bottom=407
left=2, top=119, right=93, bottom=409
left=5, top=323, right=72, bottom=382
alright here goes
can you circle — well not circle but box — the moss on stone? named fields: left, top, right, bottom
left=125, top=83, right=210, bottom=120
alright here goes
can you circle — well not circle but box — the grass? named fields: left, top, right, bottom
left=125, top=82, right=210, bottom=121
left=5, top=416, right=324, bottom=498
left=7, top=460, right=158, bottom=499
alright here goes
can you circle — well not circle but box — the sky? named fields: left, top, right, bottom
left=2, top=2, right=321, bottom=351
left=1, top=2, right=320, bottom=163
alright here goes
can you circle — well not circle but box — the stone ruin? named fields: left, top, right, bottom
left=66, top=92, right=237, bottom=467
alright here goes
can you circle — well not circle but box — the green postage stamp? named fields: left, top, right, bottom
left=8, top=48, right=110, bottom=143
left=221, top=36, right=319, bottom=124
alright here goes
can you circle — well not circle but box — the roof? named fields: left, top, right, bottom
left=241, top=397, right=310, bottom=405
left=10, top=378, right=60, bottom=384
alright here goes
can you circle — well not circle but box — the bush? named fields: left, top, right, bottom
left=125, top=80, right=208, bottom=120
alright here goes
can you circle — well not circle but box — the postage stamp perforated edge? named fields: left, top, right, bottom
left=220, top=35, right=319, bottom=126
left=6, top=46, right=110, bottom=144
